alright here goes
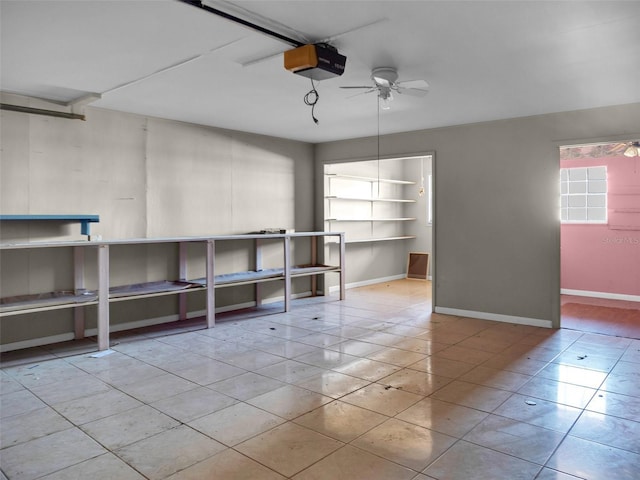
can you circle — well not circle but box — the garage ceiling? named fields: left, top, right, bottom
left=2, top=0, right=639, bottom=143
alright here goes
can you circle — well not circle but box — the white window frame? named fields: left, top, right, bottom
left=560, top=166, right=607, bottom=224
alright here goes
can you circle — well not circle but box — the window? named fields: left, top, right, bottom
left=560, top=166, right=607, bottom=223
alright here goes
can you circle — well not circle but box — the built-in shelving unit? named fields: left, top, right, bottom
left=0, top=232, right=345, bottom=351
left=324, top=171, right=417, bottom=244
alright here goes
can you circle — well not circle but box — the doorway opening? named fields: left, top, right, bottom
left=322, top=154, right=434, bottom=302
left=559, top=142, right=640, bottom=338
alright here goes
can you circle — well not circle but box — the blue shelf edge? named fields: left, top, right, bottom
left=0, top=215, right=100, bottom=236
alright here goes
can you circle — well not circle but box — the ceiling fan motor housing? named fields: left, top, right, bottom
left=371, top=67, right=398, bottom=86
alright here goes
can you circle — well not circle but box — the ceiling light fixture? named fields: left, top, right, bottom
left=623, top=141, right=640, bottom=157
left=380, top=89, right=392, bottom=110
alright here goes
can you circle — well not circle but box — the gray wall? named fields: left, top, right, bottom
left=316, top=103, right=640, bottom=327
left=3, top=94, right=639, bottom=345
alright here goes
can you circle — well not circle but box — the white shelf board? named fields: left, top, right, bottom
left=325, top=173, right=416, bottom=185
left=325, top=196, right=416, bottom=203
left=326, top=235, right=417, bottom=244
left=325, top=218, right=416, bottom=222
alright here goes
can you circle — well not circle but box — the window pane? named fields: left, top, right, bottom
left=587, top=194, right=606, bottom=207
left=569, top=208, right=587, bottom=221
left=569, top=195, right=586, bottom=207
left=569, top=168, right=587, bottom=181
left=588, top=180, right=607, bottom=193
left=588, top=208, right=607, bottom=221
left=569, top=182, right=587, bottom=194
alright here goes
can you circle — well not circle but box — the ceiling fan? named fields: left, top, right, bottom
left=341, top=67, right=429, bottom=108
left=611, top=140, right=640, bottom=157
left=561, top=140, right=640, bottom=160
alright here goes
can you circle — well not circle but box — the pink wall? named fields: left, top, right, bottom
left=561, top=153, right=640, bottom=297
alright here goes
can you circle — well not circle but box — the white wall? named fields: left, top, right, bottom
left=316, top=103, right=640, bottom=327
left=1, top=95, right=314, bottom=241
left=0, top=95, right=315, bottom=346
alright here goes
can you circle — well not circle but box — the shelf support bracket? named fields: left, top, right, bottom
left=206, top=240, right=216, bottom=328
left=284, top=236, right=291, bottom=312
left=97, top=244, right=110, bottom=350
left=73, top=246, right=86, bottom=339
left=178, top=242, right=188, bottom=321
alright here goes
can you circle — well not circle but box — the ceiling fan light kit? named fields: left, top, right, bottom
left=371, top=67, right=399, bottom=86
left=623, top=142, right=640, bottom=158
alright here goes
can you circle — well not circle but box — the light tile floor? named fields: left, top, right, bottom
left=1, top=280, right=640, bottom=479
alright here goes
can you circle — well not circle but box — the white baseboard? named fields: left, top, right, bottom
left=435, top=306, right=553, bottom=329
left=329, top=274, right=407, bottom=293
left=561, top=289, right=640, bottom=303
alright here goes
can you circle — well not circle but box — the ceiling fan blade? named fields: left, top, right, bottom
left=340, top=85, right=375, bottom=89
left=345, top=89, right=376, bottom=99
left=609, top=143, right=628, bottom=152
left=396, top=86, right=429, bottom=97
left=397, top=79, right=429, bottom=90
